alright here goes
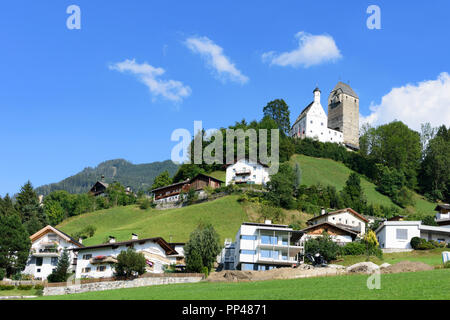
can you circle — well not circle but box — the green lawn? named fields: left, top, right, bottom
left=335, top=248, right=448, bottom=267
left=38, top=269, right=450, bottom=300
left=0, top=288, right=40, bottom=297
left=209, top=170, right=226, bottom=182
left=58, top=195, right=248, bottom=246
left=291, top=154, right=435, bottom=214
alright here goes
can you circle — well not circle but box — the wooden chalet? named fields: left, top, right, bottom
left=151, top=173, right=223, bottom=202
left=89, top=181, right=109, bottom=196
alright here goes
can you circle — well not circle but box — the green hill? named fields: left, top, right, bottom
left=36, top=159, right=179, bottom=196
left=291, top=154, right=435, bottom=215
left=57, top=195, right=248, bottom=246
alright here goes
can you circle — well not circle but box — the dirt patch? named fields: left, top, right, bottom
left=381, top=260, right=434, bottom=274
left=207, top=265, right=344, bottom=282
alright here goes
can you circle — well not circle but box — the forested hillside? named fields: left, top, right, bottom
left=35, top=159, right=179, bottom=196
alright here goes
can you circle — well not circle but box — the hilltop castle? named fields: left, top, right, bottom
left=290, top=82, right=360, bottom=150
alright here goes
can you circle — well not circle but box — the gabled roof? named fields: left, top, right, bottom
left=435, top=204, right=450, bottom=211
left=71, top=237, right=178, bottom=255
left=150, top=173, right=224, bottom=193
left=301, top=222, right=358, bottom=236
left=307, top=208, right=369, bottom=223
left=292, top=101, right=314, bottom=126
left=225, top=158, right=270, bottom=168
left=150, top=179, right=189, bottom=193
left=30, top=225, right=84, bottom=248
left=331, top=82, right=359, bottom=99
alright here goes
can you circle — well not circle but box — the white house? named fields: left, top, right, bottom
left=231, top=221, right=304, bottom=271
left=225, top=159, right=270, bottom=186
left=306, top=208, right=368, bottom=236
left=72, top=234, right=183, bottom=279
left=376, top=221, right=450, bottom=250
left=290, top=88, right=344, bottom=144
left=23, top=225, right=84, bottom=280
left=435, top=204, right=450, bottom=227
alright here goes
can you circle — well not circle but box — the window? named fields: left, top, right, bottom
left=82, top=268, right=91, bottom=273
left=83, top=254, right=92, bottom=260
left=97, top=266, right=106, bottom=272
left=310, top=120, right=313, bottom=124
left=261, top=236, right=278, bottom=245
left=321, top=122, right=324, bottom=126
left=260, top=250, right=279, bottom=260
left=37, top=269, right=41, bottom=273
left=240, top=250, right=256, bottom=255
left=241, top=263, right=255, bottom=271
left=36, top=257, right=43, bottom=267
left=51, top=257, right=58, bottom=266
left=241, top=235, right=257, bottom=241
left=282, top=238, right=288, bottom=246
left=396, top=229, right=408, bottom=240
left=48, top=234, right=57, bottom=241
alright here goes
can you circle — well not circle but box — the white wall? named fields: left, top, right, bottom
left=376, top=222, right=421, bottom=249
left=310, top=211, right=366, bottom=235
left=75, top=240, right=176, bottom=279
left=23, top=232, right=79, bottom=280
left=226, top=159, right=270, bottom=186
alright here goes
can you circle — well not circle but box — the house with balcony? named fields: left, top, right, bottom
left=23, top=225, right=84, bottom=280
left=306, top=208, right=368, bottom=236
left=225, top=158, right=270, bottom=186
left=232, top=221, right=304, bottom=271
left=71, top=234, right=183, bottom=279
left=435, top=204, right=450, bottom=227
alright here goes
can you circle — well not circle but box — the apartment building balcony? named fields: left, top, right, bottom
left=256, top=256, right=298, bottom=265
left=234, top=169, right=251, bottom=176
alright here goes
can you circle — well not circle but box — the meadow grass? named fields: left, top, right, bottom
left=38, top=269, right=450, bottom=300
left=58, top=195, right=248, bottom=246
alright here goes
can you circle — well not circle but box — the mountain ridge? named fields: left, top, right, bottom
left=35, top=159, right=179, bottom=196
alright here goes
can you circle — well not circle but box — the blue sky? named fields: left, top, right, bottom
left=1, top=0, right=450, bottom=196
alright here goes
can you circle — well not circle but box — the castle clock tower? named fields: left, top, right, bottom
left=327, top=82, right=360, bottom=149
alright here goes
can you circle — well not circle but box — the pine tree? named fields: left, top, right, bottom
left=15, top=181, right=47, bottom=234
left=0, top=214, right=31, bottom=277
left=47, top=249, right=71, bottom=283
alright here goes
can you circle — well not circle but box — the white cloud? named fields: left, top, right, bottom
left=262, top=31, right=342, bottom=68
left=109, top=59, right=191, bottom=103
left=360, top=72, right=450, bottom=131
left=185, top=36, right=249, bottom=84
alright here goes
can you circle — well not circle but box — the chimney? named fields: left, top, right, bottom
left=321, top=208, right=326, bottom=216
left=264, top=219, right=272, bottom=225
left=131, top=233, right=138, bottom=240
left=109, top=236, right=116, bottom=243
left=78, top=238, right=83, bottom=244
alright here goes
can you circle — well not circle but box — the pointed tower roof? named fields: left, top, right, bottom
left=331, top=82, right=358, bottom=99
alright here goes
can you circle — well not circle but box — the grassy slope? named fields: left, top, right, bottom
left=0, top=288, right=40, bottom=297
left=291, top=154, right=435, bottom=214
left=335, top=248, right=448, bottom=267
left=58, top=196, right=248, bottom=246
left=39, top=269, right=450, bottom=300
left=209, top=170, right=226, bottom=182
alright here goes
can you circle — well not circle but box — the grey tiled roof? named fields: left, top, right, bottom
left=331, top=82, right=359, bottom=99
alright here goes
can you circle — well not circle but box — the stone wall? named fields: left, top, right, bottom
left=43, top=275, right=204, bottom=296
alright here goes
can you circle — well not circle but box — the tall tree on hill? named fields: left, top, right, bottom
left=419, top=125, right=450, bottom=202
left=15, top=181, right=47, bottom=234
left=0, top=194, right=18, bottom=217
left=0, top=214, right=31, bottom=277
left=360, top=121, right=421, bottom=189
left=341, top=173, right=367, bottom=213
left=263, top=99, right=291, bottom=135
left=151, top=170, right=173, bottom=190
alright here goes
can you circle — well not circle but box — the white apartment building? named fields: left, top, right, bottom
left=226, top=159, right=270, bottom=186
left=23, top=225, right=84, bottom=280
left=72, top=234, right=183, bottom=279
left=376, top=221, right=450, bottom=250
left=290, top=88, right=344, bottom=144
left=307, top=208, right=368, bottom=236
left=232, top=221, right=304, bottom=271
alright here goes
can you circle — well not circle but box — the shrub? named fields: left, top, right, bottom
left=410, top=237, right=422, bottom=250
left=340, top=242, right=366, bottom=256
left=17, top=284, right=33, bottom=290
left=304, top=233, right=340, bottom=262
left=0, top=268, right=5, bottom=281
left=0, top=285, right=15, bottom=290
left=34, top=284, right=44, bottom=290
left=138, top=197, right=152, bottom=210
left=444, top=262, right=450, bottom=269
left=114, top=248, right=147, bottom=278
left=201, top=266, right=209, bottom=278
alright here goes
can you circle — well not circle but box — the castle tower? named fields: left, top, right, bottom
left=327, top=82, right=360, bottom=149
